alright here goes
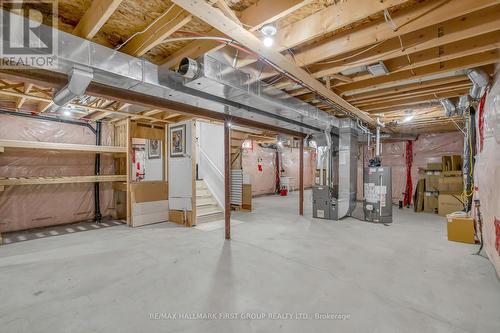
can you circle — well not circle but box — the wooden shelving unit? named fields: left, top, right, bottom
left=0, top=140, right=127, bottom=154
left=0, top=139, right=128, bottom=245
left=0, top=175, right=127, bottom=187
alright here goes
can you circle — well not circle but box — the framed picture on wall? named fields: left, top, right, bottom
left=148, top=139, right=161, bottom=159
left=170, top=124, right=186, bottom=157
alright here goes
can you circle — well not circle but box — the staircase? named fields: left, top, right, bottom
left=196, top=180, right=224, bottom=224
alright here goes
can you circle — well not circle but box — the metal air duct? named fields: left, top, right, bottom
left=175, top=55, right=340, bottom=132
left=1, top=9, right=343, bottom=135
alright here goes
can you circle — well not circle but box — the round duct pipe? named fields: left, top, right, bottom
left=440, top=98, right=456, bottom=117
left=177, top=57, right=200, bottom=79
left=466, top=68, right=490, bottom=88
left=469, top=83, right=485, bottom=101
left=457, top=95, right=470, bottom=115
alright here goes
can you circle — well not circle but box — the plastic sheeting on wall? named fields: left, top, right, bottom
left=357, top=132, right=464, bottom=204
left=0, top=114, right=116, bottom=232
left=474, top=67, right=500, bottom=277
left=242, top=142, right=315, bottom=196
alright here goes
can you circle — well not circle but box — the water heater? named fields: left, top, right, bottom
left=363, top=166, right=392, bottom=223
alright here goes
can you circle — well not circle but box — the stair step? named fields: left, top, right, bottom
left=196, top=180, right=206, bottom=189
left=197, top=205, right=223, bottom=217
left=196, top=189, right=211, bottom=197
left=196, top=212, right=224, bottom=224
left=196, top=197, right=217, bottom=207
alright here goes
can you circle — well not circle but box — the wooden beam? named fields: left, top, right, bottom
left=214, top=0, right=240, bottom=24
left=0, top=69, right=307, bottom=138
left=341, top=32, right=500, bottom=84
left=161, top=0, right=311, bottom=69
left=346, top=76, right=470, bottom=102
left=0, top=140, right=127, bottom=154
left=0, top=175, right=127, bottom=186
left=353, top=82, right=472, bottom=107
left=312, top=7, right=500, bottom=79
left=234, top=0, right=410, bottom=71
left=119, top=5, right=192, bottom=56
left=15, top=83, right=33, bottom=109
left=362, top=88, right=470, bottom=112
left=253, top=0, right=499, bottom=82
left=172, top=0, right=374, bottom=124
left=73, top=0, right=124, bottom=39
left=337, top=50, right=499, bottom=93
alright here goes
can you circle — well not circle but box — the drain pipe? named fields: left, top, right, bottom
left=94, top=121, right=102, bottom=222
left=375, top=117, right=385, bottom=158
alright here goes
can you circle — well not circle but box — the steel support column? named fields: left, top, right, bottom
left=299, top=137, right=304, bottom=216
left=224, top=120, right=231, bottom=239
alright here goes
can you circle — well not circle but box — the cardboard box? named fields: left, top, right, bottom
left=425, top=171, right=440, bottom=191
left=442, top=155, right=462, bottom=171
left=442, top=155, right=452, bottom=171
left=447, top=216, right=475, bottom=244
left=426, top=162, right=442, bottom=171
left=438, top=194, right=464, bottom=216
left=414, top=178, right=425, bottom=212
left=438, top=176, right=463, bottom=194
left=451, top=155, right=462, bottom=171
left=242, top=184, right=252, bottom=211
left=424, top=192, right=438, bottom=213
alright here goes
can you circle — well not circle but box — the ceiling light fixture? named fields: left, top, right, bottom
left=63, top=109, right=71, bottom=116
left=263, top=36, right=274, bottom=47
left=260, top=23, right=277, bottom=37
left=261, top=23, right=277, bottom=48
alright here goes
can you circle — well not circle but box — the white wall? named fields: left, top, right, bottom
left=197, top=121, right=224, bottom=208
left=144, top=141, right=163, bottom=181
left=168, top=120, right=193, bottom=210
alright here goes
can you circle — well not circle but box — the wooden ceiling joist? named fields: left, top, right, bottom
left=336, top=50, right=499, bottom=94
left=161, top=0, right=311, bottom=69
left=362, top=88, right=470, bottom=113
left=313, top=5, right=500, bottom=79
left=345, top=76, right=470, bottom=102
left=119, top=5, right=193, bottom=57
left=233, top=0, right=410, bottom=71
left=353, top=82, right=472, bottom=107
left=291, top=0, right=497, bottom=69
left=171, top=0, right=374, bottom=124
left=73, top=0, right=124, bottom=39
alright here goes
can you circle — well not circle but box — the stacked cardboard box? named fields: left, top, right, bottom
left=438, top=155, right=464, bottom=216
left=422, top=162, right=441, bottom=213
left=418, top=156, right=464, bottom=215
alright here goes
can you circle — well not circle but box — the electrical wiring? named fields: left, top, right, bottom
left=314, top=41, right=386, bottom=66
left=115, top=4, right=176, bottom=51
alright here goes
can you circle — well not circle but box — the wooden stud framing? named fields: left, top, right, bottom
left=73, top=0, right=124, bottom=39
left=161, top=0, right=311, bottom=69
left=119, top=5, right=192, bottom=57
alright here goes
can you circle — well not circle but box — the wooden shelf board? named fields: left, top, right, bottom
left=0, top=140, right=126, bottom=154
left=0, top=175, right=127, bottom=187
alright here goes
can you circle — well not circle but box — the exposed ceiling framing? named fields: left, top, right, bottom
left=0, top=0, right=497, bottom=134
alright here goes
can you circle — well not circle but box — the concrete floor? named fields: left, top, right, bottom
left=1, top=190, right=499, bottom=333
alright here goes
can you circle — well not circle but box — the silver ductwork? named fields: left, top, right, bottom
left=48, top=64, right=93, bottom=113
left=312, top=119, right=358, bottom=220
left=0, top=9, right=344, bottom=135
left=175, top=55, right=339, bottom=131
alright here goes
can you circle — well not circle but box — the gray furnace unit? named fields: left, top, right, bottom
left=363, top=167, right=392, bottom=223
left=312, top=119, right=358, bottom=220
